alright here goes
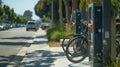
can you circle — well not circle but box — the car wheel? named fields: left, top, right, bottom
left=26, top=29, right=29, bottom=31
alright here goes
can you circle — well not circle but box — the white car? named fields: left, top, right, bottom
left=26, top=21, right=39, bottom=31
left=40, top=23, right=50, bottom=30
left=0, top=25, right=4, bottom=30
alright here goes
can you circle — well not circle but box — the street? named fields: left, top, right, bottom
left=0, top=27, right=36, bottom=67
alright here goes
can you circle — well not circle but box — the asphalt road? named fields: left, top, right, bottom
left=0, top=27, right=36, bottom=67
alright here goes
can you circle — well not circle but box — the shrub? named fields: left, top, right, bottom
left=46, top=24, right=73, bottom=42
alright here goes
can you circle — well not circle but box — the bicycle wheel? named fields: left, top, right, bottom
left=61, top=34, right=74, bottom=52
left=116, top=39, right=120, bottom=57
left=65, top=36, right=88, bottom=63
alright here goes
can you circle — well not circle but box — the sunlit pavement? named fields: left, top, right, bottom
left=8, top=28, right=90, bottom=67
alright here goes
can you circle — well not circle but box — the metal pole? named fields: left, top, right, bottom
left=102, top=0, right=115, bottom=66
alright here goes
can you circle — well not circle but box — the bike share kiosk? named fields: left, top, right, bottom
left=88, top=3, right=103, bottom=67
left=73, top=10, right=81, bottom=34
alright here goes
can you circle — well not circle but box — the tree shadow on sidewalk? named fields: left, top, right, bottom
left=0, top=37, right=33, bottom=40
left=31, top=35, right=48, bottom=45
left=0, top=55, right=24, bottom=67
left=20, top=50, right=65, bottom=67
left=0, top=42, right=27, bottom=46
left=35, top=35, right=47, bottom=39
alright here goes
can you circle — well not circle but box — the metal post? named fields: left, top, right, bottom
left=102, top=0, right=115, bottom=66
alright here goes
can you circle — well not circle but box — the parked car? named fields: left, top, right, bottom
left=0, top=24, right=5, bottom=30
left=26, top=21, right=39, bottom=31
left=0, top=23, right=8, bottom=30
left=6, top=24, right=13, bottom=28
left=40, top=23, right=50, bottom=30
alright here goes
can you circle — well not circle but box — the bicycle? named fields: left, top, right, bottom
left=61, top=34, right=84, bottom=52
left=65, top=21, right=89, bottom=63
left=65, top=34, right=88, bottom=63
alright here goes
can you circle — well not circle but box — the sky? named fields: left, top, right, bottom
left=2, top=0, right=40, bottom=20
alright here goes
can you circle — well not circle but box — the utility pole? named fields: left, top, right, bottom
left=102, top=0, right=116, bottom=66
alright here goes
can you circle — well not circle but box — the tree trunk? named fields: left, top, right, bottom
left=59, top=0, right=63, bottom=24
left=0, top=0, right=2, bottom=7
left=63, top=0, right=70, bottom=23
left=72, top=0, right=78, bottom=11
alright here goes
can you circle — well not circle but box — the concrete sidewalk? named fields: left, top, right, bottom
left=20, top=29, right=90, bottom=67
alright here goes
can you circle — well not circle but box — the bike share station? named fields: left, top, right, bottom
left=72, top=1, right=116, bottom=67
left=72, top=3, right=103, bottom=67
left=88, top=3, right=103, bottom=67
left=88, top=2, right=115, bottom=67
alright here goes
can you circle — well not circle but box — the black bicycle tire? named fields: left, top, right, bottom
left=61, top=38, right=68, bottom=52
left=65, top=36, right=88, bottom=63
left=116, top=39, right=120, bottom=57
left=61, top=34, right=74, bottom=52
left=68, top=36, right=88, bottom=56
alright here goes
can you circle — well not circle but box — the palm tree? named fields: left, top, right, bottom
left=72, top=0, right=78, bottom=11
left=63, top=0, right=79, bottom=23
left=59, top=0, right=63, bottom=24
left=63, top=0, right=70, bottom=23
left=0, top=0, right=2, bottom=7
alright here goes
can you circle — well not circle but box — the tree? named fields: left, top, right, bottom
left=59, top=0, right=63, bottom=24
left=15, top=15, right=28, bottom=24
left=0, top=2, right=28, bottom=24
left=23, top=10, right=33, bottom=20
left=112, top=0, right=120, bottom=16
left=0, top=0, right=2, bottom=14
left=0, top=7, right=4, bottom=22
left=3, top=5, right=11, bottom=20
left=34, top=0, right=51, bottom=18
left=8, top=8, right=17, bottom=23
left=79, top=0, right=102, bottom=12
left=34, top=0, right=60, bottom=23
left=2, top=5, right=17, bottom=23
left=0, top=7, right=3, bottom=15
left=72, top=0, right=78, bottom=11
left=63, top=0, right=72, bottom=23
left=0, top=0, right=2, bottom=7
